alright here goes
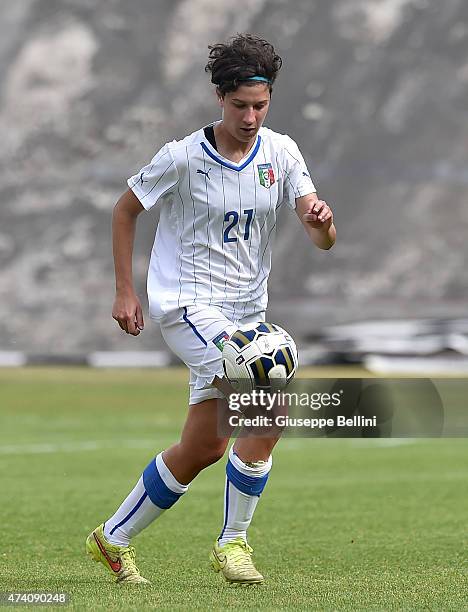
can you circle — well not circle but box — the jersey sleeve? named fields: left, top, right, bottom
left=281, top=136, right=316, bottom=210
left=127, top=143, right=179, bottom=211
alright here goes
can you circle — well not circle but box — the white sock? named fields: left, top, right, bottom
left=218, top=446, right=272, bottom=547
left=104, top=452, right=188, bottom=546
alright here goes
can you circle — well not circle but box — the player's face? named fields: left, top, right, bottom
left=219, top=84, right=270, bottom=143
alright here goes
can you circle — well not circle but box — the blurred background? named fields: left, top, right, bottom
left=1, top=0, right=468, bottom=372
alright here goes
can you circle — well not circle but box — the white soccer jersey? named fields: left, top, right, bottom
left=128, top=122, right=316, bottom=322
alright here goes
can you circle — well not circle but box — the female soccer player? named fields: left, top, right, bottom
left=86, top=33, right=335, bottom=585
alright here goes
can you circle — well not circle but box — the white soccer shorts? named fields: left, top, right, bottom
left=160, top=305, right=265, bottom=405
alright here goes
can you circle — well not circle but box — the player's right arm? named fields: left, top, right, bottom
left=112, top=188, right=145, bottom=336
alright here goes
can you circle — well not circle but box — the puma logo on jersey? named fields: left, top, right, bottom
left=197, top=168, right=212, bottom=180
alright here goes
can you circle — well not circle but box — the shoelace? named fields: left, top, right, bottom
left=120, top=546, right=141, bottom=575
left=225, top=542, right=255, bottom=568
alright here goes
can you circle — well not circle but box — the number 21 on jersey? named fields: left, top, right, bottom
left=223, top=209, right=254, bottom=243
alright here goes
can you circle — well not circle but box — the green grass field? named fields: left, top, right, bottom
left=1, top=368, right=466, bottom=611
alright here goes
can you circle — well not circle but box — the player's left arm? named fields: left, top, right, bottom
left=295, top=193, right=336, bottom=250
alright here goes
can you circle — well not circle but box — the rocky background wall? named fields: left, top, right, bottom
left=1, top=0, right=467, bottom=353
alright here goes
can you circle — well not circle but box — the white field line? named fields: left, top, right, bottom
left=350, top=438, right=421, bottom=447
left=0, top=439, right=159, bottom=456
left=0, top=437, right=422, bottom=456
left=279, top=438, right=420, bottom=449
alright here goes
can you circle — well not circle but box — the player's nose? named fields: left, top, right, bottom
left=243, top=108, right=256, bottom=125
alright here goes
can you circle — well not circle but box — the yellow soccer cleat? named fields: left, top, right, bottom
left=86, top=524, right=149, bottom=584
left=210, top=538, right=264, bottom=585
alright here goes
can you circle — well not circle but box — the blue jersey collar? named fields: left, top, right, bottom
left=201, top=135, right=262, bottom=172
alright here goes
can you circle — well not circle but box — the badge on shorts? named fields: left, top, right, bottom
left=257, top=163, right=275, bottom=189
left=213, top=331, right=230, bottom=352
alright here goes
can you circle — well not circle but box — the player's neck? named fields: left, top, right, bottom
left=214, top=123, right=257, bottom=163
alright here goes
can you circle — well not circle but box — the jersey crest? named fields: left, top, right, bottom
left=257, top=163, right=275, bottom=189
left=213, top=330, right=230, bottom=352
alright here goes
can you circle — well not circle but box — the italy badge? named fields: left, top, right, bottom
left=213, top=330, right=230, bottom=352
left=257, top=163, right=275, bottom=189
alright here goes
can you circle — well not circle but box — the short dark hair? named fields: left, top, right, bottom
left=205, top=33, right=282, bottom=96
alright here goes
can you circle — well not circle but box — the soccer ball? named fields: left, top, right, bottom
left=222, top=322, right=298, bottom=393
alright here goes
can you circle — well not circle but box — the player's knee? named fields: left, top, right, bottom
left=177, top=440, right=226, bottom=470
left=197, top=442, right=227, bottom=469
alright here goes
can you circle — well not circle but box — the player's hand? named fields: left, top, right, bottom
left=112, top=290, right=144, bottom=336
left=303, top=199, right=333, bottom=231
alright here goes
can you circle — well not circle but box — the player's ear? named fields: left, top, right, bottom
left=215, top=87, right=224, bottom=108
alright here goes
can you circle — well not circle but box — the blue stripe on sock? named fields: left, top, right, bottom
left=183, top=307, right=207, bottom=346
left=143, top=458, right=183, bottom=509
left=109, top=491, right=148, bottom=535
left=218, top=477, right=230, bottom=541
left=226, top=459, right=269, bottom=497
